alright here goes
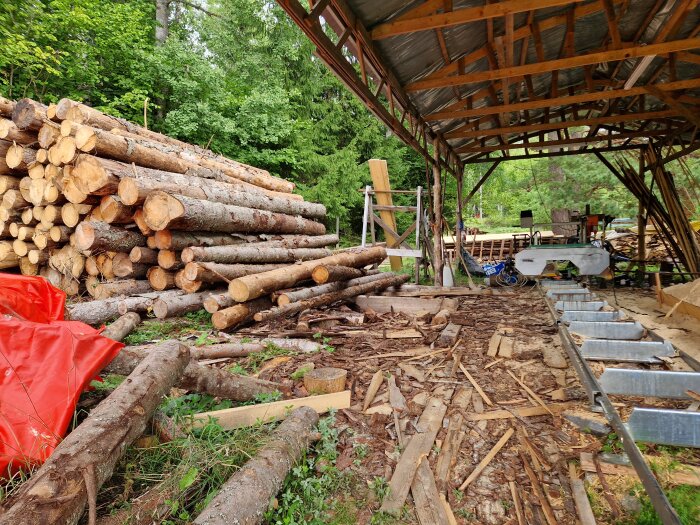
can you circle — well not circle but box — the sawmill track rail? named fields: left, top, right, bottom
left=539, top=279, right=700, bottom=525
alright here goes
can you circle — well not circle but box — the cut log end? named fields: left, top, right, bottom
left=303, top=367, right=347, bottom=394
left=142, top=192, right=185, bottom=231
left=228, top=280, right=250, bottom=303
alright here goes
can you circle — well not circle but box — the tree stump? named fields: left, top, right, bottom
left=304, top=367, right=347, bottom=394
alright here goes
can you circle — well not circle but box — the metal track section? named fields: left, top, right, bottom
left=539, top=279, right=689, bottom=525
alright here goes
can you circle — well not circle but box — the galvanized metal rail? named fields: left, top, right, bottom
left=539, top=280, right=700, bottom=525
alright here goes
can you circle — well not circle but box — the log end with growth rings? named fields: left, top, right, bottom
left=143, top=191, right=185, bottom=231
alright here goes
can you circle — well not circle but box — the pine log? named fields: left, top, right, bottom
left=18, top=176, right=31, bottom=202
left=147, top=266, right=176, bottom=291
left=11, top=98, right=47, bottom=130
left=40, top=205, right=59, bottom=225
left=276, top=272, right=383, bottom=305
left=190, top=343, right=266, bottom=359
left=229, top=245, right=387, bottom=302
left=0, top=175, right=20, bottom=193
left=181, top=245, right=330, bottom=264
left=19, top=256, right=38, bottom=275
left=102, top=312, right=141, bottom=341
left=2, top=190, right=29, bottom=211
left=130, top=246, right=158, bottom=265
left=152, top=289, right=221, bottom=319
left=106, top=345, right=282, bottom=401
left=61, top=202, right=92, bottom=227
left=184, top=262, right=285, bottom=283
left=254, top=273, right=409, bottom=322
left=44, top=163, right=62, bottom=182
left=203, top=292, right=235, bottom=313
left=89, top=279, right=152, bottom=300
left=5, top=143, right=37, bottom=170
left=311, top=264, right=365, bottom=284
left=38, top=122, right=61, bottom=148
left=173, top=270, right=205, bottom=293
left=100, top=195, right=134, bottom=224
left=0, top=118, right=36, bottom=145
left=74, top=221, right=145, bottom=252
left=117, top=289, right=184, bottom=315
left=154, top=230, right=249, bottom=250
left=66, top=297, right=122, bottom=325
left=85, top=255, right=99, bottom=276
left=212, top=297, right=272, bottom=330
left=25, top=207, right=39, bottom=224
left=304, top=367, right=347, bottom=394
left=45, top=103, right=57, bottom=121
left=34, top=149, right=48, bottom=165
left=142, top=191, right=325, bottom=235
left=0, top=341, right=189, bottom=525
left=49, top=225, right=72, bottom=243
left=157, top=249, right=182, bottom=270
left=112, top=252, right=149, bottom=279
left=193, top=406, right=319, bottom=525
left=12, top=239, right=36, bottom=257
left=27, top=249, right=48, bottom=265
left=0, top=96, right=15, bottom=117
left=0, top=241, right=19, bottom=268
left=27, top=178, right=46, bottom=205
left=132, top=208, right=153, bottom=235
left=146, top=235, right=157, bottom=249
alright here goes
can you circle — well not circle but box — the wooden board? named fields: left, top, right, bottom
left=467, top=402, right=573, bottom=421
left=411, top=457, right=451, bottom=524
left=380, top=397, right=447, bottom=514
left=191, top=391, right=351, bottom=429
left=487, top=331, right=502, bottom=357
left=355, top=295, right=457, bottom=314
left=369, top=159, right=401, bottom=271
left=437, top=322, right=461, bottom=347
left=498, top=336, right=515, bottom=358
left=661, top=290, right=700, bottom=321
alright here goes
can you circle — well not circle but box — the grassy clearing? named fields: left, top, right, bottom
left=122, top=309, right=213, bottom=346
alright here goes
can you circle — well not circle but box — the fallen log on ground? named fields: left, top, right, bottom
left=277, top=272, right=385, bottom=306
left=254, top=273, right=410, bottom=322
left=101, top=311, right=141, bottom=341
left=229, top=245, right=387, bottom=302
left=117, top=289, right=185, bottom=315
left=192, top=406, right=319, bottom=525
left=212, top=297, right=272, bottom=330
left=105, top=345, right=283, bottom=401
left=152, top=289, right=224, bottom=319
left=0, top=341, right=189, bottom=525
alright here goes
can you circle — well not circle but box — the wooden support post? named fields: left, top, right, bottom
left=455, top=166, right=464, bottom=270
left=368, top=159, right=402, bottom=271
left=432, top=137, right=444, bottom=286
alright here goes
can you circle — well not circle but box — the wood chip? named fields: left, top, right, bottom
left=459, top=427, right=514, bottom=490
left=459, top=363, right=493, bottom=406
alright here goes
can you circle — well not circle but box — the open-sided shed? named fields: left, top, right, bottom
left=276, top=0, right=700, bottom=277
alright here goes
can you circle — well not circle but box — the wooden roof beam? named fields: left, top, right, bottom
left=461, top=144, right=643, bottom=163
left=370, top=0, right=584, bottom=40
left=407, top=38, right=700, bottom=91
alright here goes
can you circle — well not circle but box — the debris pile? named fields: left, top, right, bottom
left=0, top=96, right=405, bottom=327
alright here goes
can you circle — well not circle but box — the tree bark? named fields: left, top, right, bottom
left=0, top=341, right=189, bottom=525
left=88, top=279, right=152, bottom=300
left=106, top=346, right=283, bottom=401
left=212, top=297, right=272, bottom=330
left=152, top=289, right=223, bottom=319
left=193, top=406, right=319, bottom=525
left=254, top=273, right=409, bottom=322
left=147, top=266, right=177, bottom=291
left=182, top=245, right=330, bottom=264
left=154, top=230, right=250, bottom=250
left=74, top=221, right=146, bottom=252
left=102, top=311, right=141, bottom=341
left=11, top=98, right=47, bottom=130
left=228, top=245, right=386, bottom=302
left=142, top=191, right=326, bottom=235
left=276, top=272, right=386, bottom=306
left=184, top=262, right=287, bottom=283
left=117, top=289, right=184, bottom=315
left=311, top=265, right=366, bottom=284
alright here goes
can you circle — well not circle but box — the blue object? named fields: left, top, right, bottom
left=483, top=262, right=505, bottom=276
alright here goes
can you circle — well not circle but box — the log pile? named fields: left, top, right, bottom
left=1, top=96, right=406, bottom=327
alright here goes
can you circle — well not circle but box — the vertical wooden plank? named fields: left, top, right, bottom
left=368, top=159, right=402, bottom=271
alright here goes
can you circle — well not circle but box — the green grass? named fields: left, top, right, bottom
left=228, top=343, right=298, bottom=375
left=122, top=309, right=213, bottom=346
left=616, top=484, right=700, bottom=525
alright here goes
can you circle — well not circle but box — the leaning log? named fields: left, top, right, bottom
left=212, top=297, right=272, bottom=330
left=277, top=272, right=385, bottom=306
left=181, top=245, right=330, bottom=264
left=229, top=245, right=387, bottom=302
left=0, top=341, right=189, bottom=525
left=106, top=346, right=282, bottom=401
left=74, top=220, right=145, bottom=252
left=152, top=289, right=222, bottom=319
left=102, top=312, right=141, bottom=342
left=311, top=264, right=365, bottom=284
left=154, top=230, right=248, bottom=250
left=183, top=262, right=287, bottom=284
left=203, top=291, right=235, bottom=313
left=193, top=406, right=319, bottom=525
left=142, top=191, right=326, bottom=235
left=255, top=273, right=410, bottom=322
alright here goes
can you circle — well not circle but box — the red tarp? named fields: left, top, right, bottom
left=0, top=273, right=122, bottom=476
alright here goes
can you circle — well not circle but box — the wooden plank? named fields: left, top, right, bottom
left=355, top=295, right=457, bottom=314
left=498, top=336, right=515, bottom=358
left=487, top=330, right=502, bottom=357
left=467, top=403, right=573, bottom=421
left=506, top=370, right=554, bottom=415
left=509, top=481, right=526, bottom=525
left=369, top=159, right=402, bottom=271
left=521, top=450, right=558, bottom=525
left=569, top=464, right=597, bottom=525
left=380, top=397, right=447, bottom=514
left=458, top=427, right=514, bottom=489
left=435, top=387, right=472, bottom=492
left=191, top=391, right=351, bottom=429
left=438, top=322, right=461, bottom=347
left=459, top=363, right=494, bottom=406
left=411, top=457, right=452, bottom=524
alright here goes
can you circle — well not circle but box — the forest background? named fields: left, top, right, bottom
left=2, top=0, right=699, bottom=240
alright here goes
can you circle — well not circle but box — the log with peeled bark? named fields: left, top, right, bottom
left=13, top=239, right=36, bottom=257
left=102, top=311, right=141, bottom=341
left=212, top=297, right=272, bottom=330
left=19, top=256, right=38, bottom=275
left=48, top=244, right=84, bottom=278
left=112, top=252, right=149, bottom=279
left=152, top=289, right=223, bottom=319
left=0, top=341, right=189, bottom=525
left=130, top=245, right=158, bottom=265
left=117, top=289, right=184, bottom=315
left=100, top=195, right=134, bottom=224
left=228, top=245, right=387, bottom=302
left=173, top=270, right=206, bottom=293
left=142, top=191, right=326, bottom=236
left=311, top=264, right=366, bottom=284
left=181, top=244, right=331, bottom=264
left=74, top=221, right=145, bottom=252
left=154, top=230, right=249, bottom=250
left=89, top=279, right=152, bottom=300
left=148, top=266, right=177, bottom=291
left=11, top=98, right=47, bottom=130
left=190, top=342, right=265, bottom=359
left=276, top=272, right=385, bottom=306
left=254, top=273, right=410, bottom=323
left=66, top=296, right=122, bottom=325
left=184, top=262, right=286, bottom=283
left=49, top=225, right=72, bottom=243
left=193, top=406, right=319, bottom=525
left=0, top=118, right=36, bottom=145
left=203, top=291, right=235, bottom=313
left=27, top=249, right=48, bottom=265
left=3, top=189, right=29, bottom=210
left=157, top=249, right=182, bottom=270
left=106, top=345, right=283, bottom=401
left=0, top=241, right=19, bottom=268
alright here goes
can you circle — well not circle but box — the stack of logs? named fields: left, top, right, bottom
left=1, top=96, right=406, bottom=327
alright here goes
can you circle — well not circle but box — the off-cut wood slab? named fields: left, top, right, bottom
left=379, top=397, right=447, bottom=514
left=435, top=387, right=472, bottom=492
left=437, top=322, right=461, bottom=347
left=467, top=403, right=573, bottom=421
left=363, top=370, right=384, bottom=411
left=411, top=457, right=451, bottom=524
left=498, top=336, right=515, bottom=358
left=355, top=295, right=457, bottom=314
left=191, top=391, right=351, bottom=429
left=487, top=331, right=502, bottom=357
